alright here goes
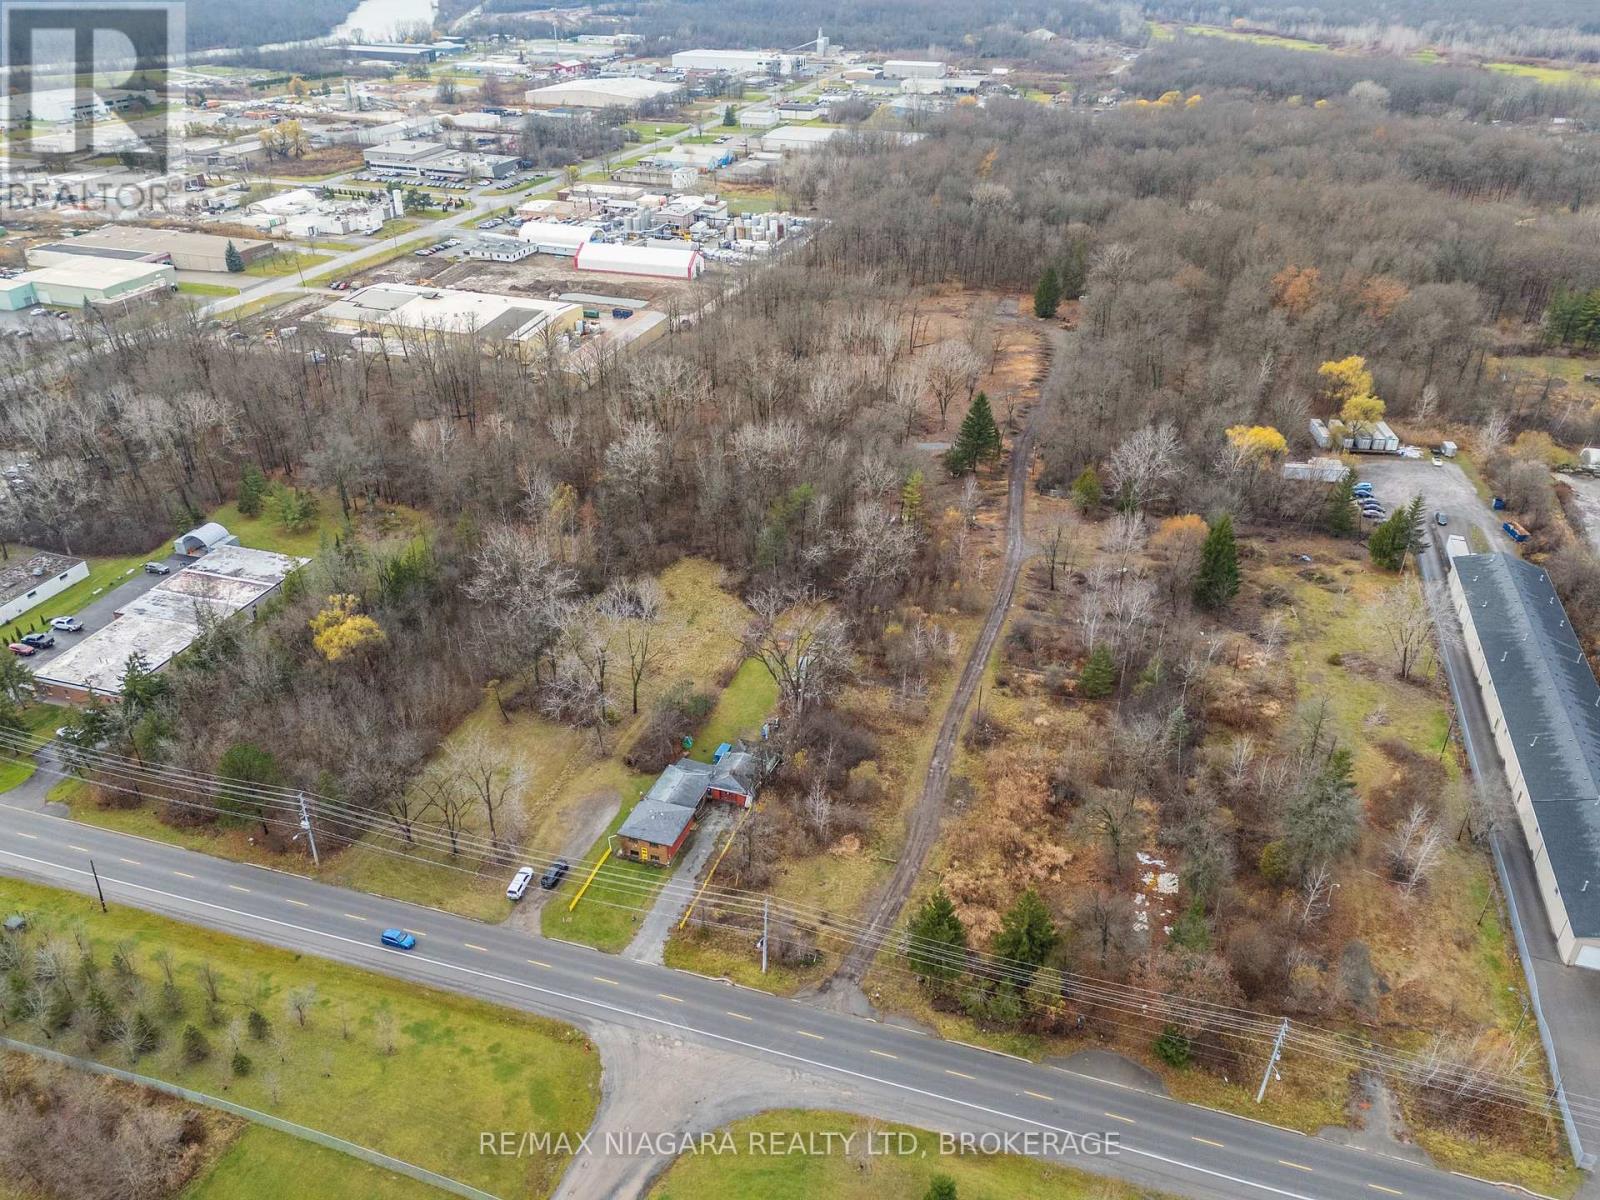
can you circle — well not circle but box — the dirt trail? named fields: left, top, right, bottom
left=826, top=312, right=1056, bottom=990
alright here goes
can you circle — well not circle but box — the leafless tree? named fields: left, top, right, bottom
left=603, top=576, right=666, bottom=715
left=1105, top=423, right=1181, bottom=513
left=449, top=730, right=528, bottom=857
left=467, top=525, right=575, bottom=683
left=919, top=339, right=982, bottom=429
left=1295, top=862, right=1334, bottom=934
left=1387, top=804, right=1446, bottom=895
left=285, top=985, right=317, bottom=1029
left=740, top=587, right=852, bottom=719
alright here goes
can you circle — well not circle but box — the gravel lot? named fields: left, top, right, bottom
left=1353, top=456, right=1496, bottom=547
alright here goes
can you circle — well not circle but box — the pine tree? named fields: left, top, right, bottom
left=1324, top=470, right=1356, bottom=537
left=1193, top=514, right=1240, bottom=610
left=224, top=240, right=244, bottom=273
left=1059, top=239, right=1088, bottom=300
left=182, top=1023, right=212, bottom=1064
left=945, top=392, right=1002, bottom=474
left=722, top=104, right=736, bottom=126
left=1368, top=508, right=1411, bottom=571
left=907, top=889, right=968, bottom=983
left=1284, top=745, right=1361, bottom=876
left=1071, top=466, right=1101, bottom=513
left=900, top=469, right=925, bottom=529
left=1403, top=493, right=1427, bottom=555
left=1033, top=265, right=1063, bottom=318
left=992, top=889, right=1059, bottom=983
left=1077, top=643, right=1116, bottom=698
left=237, top=464, right=268, bottom=517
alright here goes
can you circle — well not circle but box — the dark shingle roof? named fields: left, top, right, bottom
left=1457, top=553, right=1600, bottom=936
left=616, top=799, right=695, bottom=847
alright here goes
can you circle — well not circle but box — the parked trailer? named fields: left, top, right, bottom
left=1503, top=521, right=1531, bottom=543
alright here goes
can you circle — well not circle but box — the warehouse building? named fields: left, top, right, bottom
left=758, top=124, right=844, bottom=153
left=33, top=546, right=305, bottom=703
left=573, top=241, right=704, bottom=279
left=1449, top=552, right=1600, bottom=968
left=0, top=259, right=176, bottom=310
left=883, top=59, right=946, bottom=79
left=0, top=554, right=89, bottom=626
left=315, top=283, right=582, bottom=350
left=28, top=227, right=275, bottom=274
left=670, top=49, right=796, bottom=75
left=524, top=78, right=681, bottom=109
left=517, top=220, right=602, bottom=255
left=362, top=139, right=518, bottom=180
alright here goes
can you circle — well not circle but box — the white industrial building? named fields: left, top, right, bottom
left=882, top=59, right=946, bottom=80
left=759, top=124, right=845, bottom=153
left=462, top=233, right=536, bottom=262
left=0, top=554, right=89, bottom=626
left=670, top=49, right=797, bottom=75
left=573, top=241, right=704, bottom=279
left=524, top=78, right=681, bottom=108
left=518, top=220, right=603, bottom=255
left=1449, top=553, right=1600, bottom=968
left=315, top=283, right=582, bottom=346
left=33, top=546, right=306, bottom=704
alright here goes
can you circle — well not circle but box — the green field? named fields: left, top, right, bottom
left=181, top=1126, right=447, bottom=1200
left=0, top=878, right=601, bottom=1199
left=244, top=251, right=332, bottom=277
left=1, top=551, right=150, bottom=643
left=540, top=762, right=664, bottom=951
left=689, top=659, right=778, bottom=762
left=648, top=1111, right=1169, bottom=1200
left=0, top=704, right=66, bottom=792
left=178, top=282, right=242, bottom=298
left=1486, top=61, right=1600, bottom=87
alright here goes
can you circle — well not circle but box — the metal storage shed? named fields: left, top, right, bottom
left=572, top=241, right=704, bottom=279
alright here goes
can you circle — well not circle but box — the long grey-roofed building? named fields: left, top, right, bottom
left=1449, top=552, right=1600, bottom=967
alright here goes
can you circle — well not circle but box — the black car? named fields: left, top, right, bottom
left=540, top=859, right=570, bottom=890
left=20, top=632, right=53, bottom=649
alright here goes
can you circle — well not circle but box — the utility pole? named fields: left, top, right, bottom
left=89, top=859, right=107, bottom=913
left=1256, top=1018, right=1290, bottom=1103
left=761, top=897, right=769, bottom=974
left=297, top=792, right=320, bottom=868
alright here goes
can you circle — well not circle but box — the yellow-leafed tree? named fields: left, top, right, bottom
left=310, top=594, right=386, bottom=662
left=1340, top=393, right=1386, bottom=427
left=1317, top=355, right=1374, bottom=405
left=1225, top=424, right=1289, bottom=460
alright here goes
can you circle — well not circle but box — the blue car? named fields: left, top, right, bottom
left=380, top=929, right=416, bottom=951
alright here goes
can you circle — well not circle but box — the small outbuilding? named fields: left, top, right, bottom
left=174, top=522, right=237, bottom=557
left=572, top=241, right=703, bottom=280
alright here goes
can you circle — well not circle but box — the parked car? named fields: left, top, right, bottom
left=7, top=642, right=35, bottom=657
left=49, top=616, right=83, bottom=632
left=507, top=865, right=535, bottom=901
left=540, top=859, right=570, bottom=890
left=143, top=561, right=171, bottom=575
left=1435, top=511, right=1449, bottom=526
left=379, top=928, right=417, bottom=950
left=20, top=632, right=54, bottom=649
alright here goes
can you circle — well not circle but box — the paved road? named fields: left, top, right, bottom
left=832, top=313, right=1052, bottom=988
left=0, top=800, right=1536, bottom=1200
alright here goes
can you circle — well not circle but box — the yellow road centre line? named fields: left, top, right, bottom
left=1104, top=1112, right=1137, bottom=1125
left=1279, top=1160, right=1314, bottom=1172
left=69, top=845, right=89, bottom=852
left=14, top=832, right=34, bottom=839
left=464, top=942, right=489, bottom=952
left=726, top=1011, right=753, bottom=1021
left=227, top=884, right=249, bottom=892
left=529, top=959, right=554, bottom=969
left=285, top=899, right=309, bottom=907
left=795, top=1030, right=825, bottom=1040
left=869, top=1049, right=897, bottom=1059
left=121, top=857, right=142, bottom=866
left=173, top=870, right=195, bottom=879
left=344, top=913, right=367, bottom=922
left=1191, top=1136, right=1225, bottom=1149
left=945, top=1069, right=976, bottom=1080
left=1367, top=1186, right=1402, bottom=1196
left=593, top=976, right=620, bottom=986
left=656, top=991, right=683, bottom=1002
left=1024, top=1090, right=1052, bottom=1101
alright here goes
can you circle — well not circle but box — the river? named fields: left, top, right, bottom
left=334, top=0, right=440, bottom=42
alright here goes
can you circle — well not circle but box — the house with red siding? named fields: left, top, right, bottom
left=611, top=743, right=772, bottom=866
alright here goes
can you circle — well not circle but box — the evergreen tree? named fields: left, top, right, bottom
left=1077, top=643, right=1116, bottom=698
left=1324, top=470, right=1356, bottom=537
left=992, top=889, right=1059, bottom=983
left=1059, top=238, right=1088, bottom=300
left=1368, top=508, right=1411, bottom=571
left=1033, top=265, right=1062, bottom=318
left=1070, top=466, right=1101, bottom=513
left=237, top=464, right=268, bottom=517
left=224, top=240, right=244, bottom=273
left=1193, top=514, right=1240, bottom=610
left=1402, top=493, right=1427, bottom=555
left=900, top=469, right=925, bottom=529
left=1284, top=745, right=1361, bottom=876
left=722, top=104, right=736, bottom=126
left=182, top=1023, right=212, bottom=1064
left=906, top=889, right=968, bottom=983
left=945, top=392, right=1002, bottom=474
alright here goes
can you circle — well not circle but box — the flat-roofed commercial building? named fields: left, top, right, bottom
left=27, top=226, right=275, bottom=273
left=883, top=59, right=946, bottom=79
left=315, top=283, right=582, bottom=352
left=670, top=49, right=795, bottom=75
left=33, top=546, right=305, bottom=703
left=0, top=259, right=176, bottom=310
left=524, top=78, right=681, bottom=109
left=0, top=553, right=89, bottom=625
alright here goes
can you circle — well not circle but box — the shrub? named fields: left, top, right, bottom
left=246, top=1009, right=270, bottom=1041
left=182, top=1024, right=211, bottom=1064
left=1154, top=1024, right=1192, bottom=1068
left=1258, top=839, right=1292, bottom=885
left=231, top=1050, right=252, bottom=1077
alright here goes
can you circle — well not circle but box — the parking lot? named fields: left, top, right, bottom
left=1354, top=456, right=1495, bottom=547
left=17, top=552, right=184, bottom=673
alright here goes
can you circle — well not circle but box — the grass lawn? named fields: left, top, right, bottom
left=1, top=550, right=151, bottom=642
left=688, top=658, right=778, bottom=762
left=648, top=1111, right=1170, bottom=1200
left=627, top=121, right=688, bottom=138
left=1180, top=22, right=1329, bottom=50
left=0, top=704, right=68, bottom=792
left=244, top=251, right=332, bottom=278
left=1486, top=61, right=1600, bottom=87
left=204, top=492, right=362, bottom=559
left=0, top=878, right=601, bottom=1199
left=178, top=282, right=242, bottom=298
left=181, top=1125, right=447, bottom=1200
